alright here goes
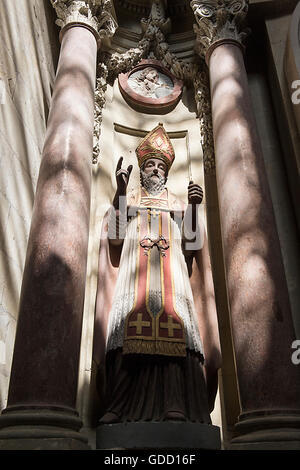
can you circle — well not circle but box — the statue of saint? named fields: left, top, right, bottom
left=93, top=124, right=221, bottom=424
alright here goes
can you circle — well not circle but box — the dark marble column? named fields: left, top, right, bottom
left=0, top=1, right=116, bottom=450
left=191, top=0, right=300, bottom=449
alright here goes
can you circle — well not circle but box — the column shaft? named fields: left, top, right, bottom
left=208, top=42, right=300, bottom=446
left=0, top=25, right=97, bottom=449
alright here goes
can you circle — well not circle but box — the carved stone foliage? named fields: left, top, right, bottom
left=50, top=0, right=117, bottom=39
left=193, top=71, right=215, bottom=174
left=141, top=0, right=170, bottom=35
left=93, top=63, right=108, bottom=164
left=93, top=0, right=216, bottom=173
left=190, top=0, right=249, bottom=59
left=100, top=0, right=197, bottom=87
left=50, top=1, right=117, bottom=164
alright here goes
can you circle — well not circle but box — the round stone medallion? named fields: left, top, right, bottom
left=118, top=60, right=183, bottom=114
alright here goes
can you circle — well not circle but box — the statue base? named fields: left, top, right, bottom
left=0, top=437, right=89, bottom=450
left=0, top=407, right=90, bottom=450
left=96, top=422, right=221, bottom=450
left=229, top=411, right=300, bottom=450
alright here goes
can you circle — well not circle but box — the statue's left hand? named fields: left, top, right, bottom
left=188, top=181, right=203, bottom=205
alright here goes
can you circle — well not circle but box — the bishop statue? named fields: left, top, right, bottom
left=93, top=124, right=221, bottom=424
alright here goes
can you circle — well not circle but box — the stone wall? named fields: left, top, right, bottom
left=0, top=0, right=59, bottom=410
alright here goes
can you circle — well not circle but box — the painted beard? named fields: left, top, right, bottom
left=141, top=170, right=166, bottom=196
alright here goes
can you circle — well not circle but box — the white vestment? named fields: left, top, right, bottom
left=106, top=188, right=204, bottom=358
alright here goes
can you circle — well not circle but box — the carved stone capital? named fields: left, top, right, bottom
left=50, top=0, right=117, bottom=45
left=190, top=0, right=250, bottom=62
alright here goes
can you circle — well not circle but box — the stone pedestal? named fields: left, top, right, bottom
left=0, top=22, right=98, bottom=450
left=96, top=422, right=221, bottom=450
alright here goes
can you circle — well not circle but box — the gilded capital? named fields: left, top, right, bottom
left=50, top=0, right=117, bottom=43
left=190, top=0, right=249, bottom=60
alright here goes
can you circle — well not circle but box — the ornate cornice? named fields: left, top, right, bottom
left=190, top=0, right=250, bottom=62
left=92, top=0, right=198, bottom=164
left=50, top=0, right=117, bottom=44
left=168, top=1, right=192, bottom=18
left=101, top=0, right=197, bottom=84
left=115, top=0, right=151, bottom=17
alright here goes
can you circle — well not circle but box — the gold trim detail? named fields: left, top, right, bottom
left=123, top=339, right=186, bottom=357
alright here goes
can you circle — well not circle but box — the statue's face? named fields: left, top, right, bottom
left=143, top=158, right=167, bottom=180
left=141, top=157, right=167, bottom=195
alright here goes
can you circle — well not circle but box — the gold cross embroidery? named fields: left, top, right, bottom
left=160, top=315, right=182, bottom=337
left=129, top=313, right=150, bottom=335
